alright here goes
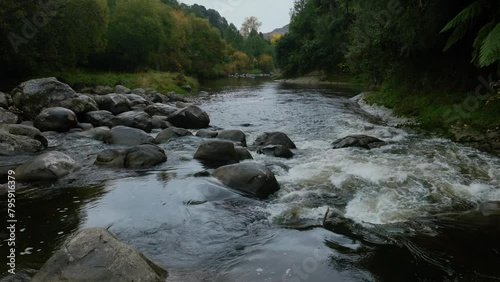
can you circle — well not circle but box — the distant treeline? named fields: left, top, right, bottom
left=276, top=0, right=500, bottom=91
left=0, top=0, right=275, bottom=80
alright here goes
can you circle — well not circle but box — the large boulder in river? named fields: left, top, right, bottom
left=167, top=105, right=210, bottom=129
left=95, top=145, right=167, bottom=168
left=11, top=77, right=96, bottom=118
left=0, top=108, right=19, bottom=124
left=257, top=145, right=294, bottom=159
left=104, top=126, right=154, bottom=145
left=331, top=135, right=385, bottom=150
left=34, top=107, right=78, bottom=132
left=15, top=151, right=79, bottom=182
left=0, top=124, right=48, bottom=148
left=194, top=140, right=239, bottom=164
left=253, top=132, right=296, bottom=149
left=213, top=163, right=280, bottom=199
left=83, top=127, right=110, bottom=141
left=110, top=111, right=152, bottom=132
left=218, top=130, right=247, bottom=146
left=31, top=228, right=168, bottom=282
left=86, top=110, right=114, bottom=127
left=0, top=130, right=45, bottom=155
left=91, top=94, right=131, bottom=115
left=155, top=127, right=192, bottom=143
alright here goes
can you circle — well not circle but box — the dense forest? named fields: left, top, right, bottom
left=276, top=0, right=500, bottom=131
left=0, top=0, right=275, bottom=81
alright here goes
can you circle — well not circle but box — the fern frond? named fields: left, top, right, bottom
left=479, top=23, right=500, bottom=67
left=472, top=21, right=494, bottom=63
left=441, top=0, right=485, bottom=33
left=443, top=23, right=468, bottom=51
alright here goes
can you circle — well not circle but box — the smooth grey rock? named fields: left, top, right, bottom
left=235, top=146, right=253, bottom=160
left=104, top=126, right=154, bottom=145
left=0, top=92, right=10, bottom=108
left=110, top=111, right=152, bottom=133
left=167, top=105, right=210, bottom=129
left=15, top=151, right=79, bottom=182
left=78, top=123, right=93, bottom=131
left=331, top=135, right=385, bottom=149
left=196, top=129, right=218, bottom=138
left=194, top=140, right=239, bottom=163
left=253, top=132, right=296, bottom=149
left=114, top=85, right=131, bottom=94
left=94, top=85, right=114, bottom=95
left=0, top=124, right=48, bottom=147
left=95, top=145, right=167, bottom=168
left=124, top=145, right=167, bottom=168
left=145, top=103, right=178, bottom=117
left=218, top=130, right=247, bottom=146
left=92, top=94, right=131, bottom=115
left=151, top=116, right=170, bottom=129
left=0, top=108, right=19, bottom=124
left=86, top=110, right=114, bottom=127
left=131, top=88, right=146, bottom=95
left=213, top=163, right=280, bottom=199
left=124, top=94, right=147, bottom=106
left=31, top=228, right=168, bottom=282
left=34, top=107, right=78, bottom=132
left=257, top=145, right=294, bottom=159
left=83, top=127, right=110, bottom=141
left=155, top=128, right=192, bottom=143
left=59, top=94, right=98, bottom=114
left=0, top=130, right=44, bottom=155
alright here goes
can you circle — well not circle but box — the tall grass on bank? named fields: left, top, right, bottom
left=45, top=70, right=199, bottom=94
left=365, top=82, right=500, bottom=134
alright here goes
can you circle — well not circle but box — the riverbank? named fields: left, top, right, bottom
left=283, top=73, right=500, bottom=156
left=1, top=71, right=200, bottom=95
left=363, top=83, right=500, bottom=156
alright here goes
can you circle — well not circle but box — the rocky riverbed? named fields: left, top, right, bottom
left=0, top=78, right=499, bottom=281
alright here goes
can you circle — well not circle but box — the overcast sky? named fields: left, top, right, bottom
left=179, top=0, right=294, bottom=32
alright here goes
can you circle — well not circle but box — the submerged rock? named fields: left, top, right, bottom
left=15, top=151, right=79, bottom=182
left=34, top=107, right=78, bottom=132
left=104, top=126, right=154, bottom=145
left=31, top=228, right=168, bottom=282
left=168, top=105, right=210, bottom=129
left=95, top=145, right=167, bottom=168
left=213, top=163, right=280, bottom=199
left=196, top=129, right=219, bottom=138
left=155, top=127, right=192, bottom=143
left=257, top=145, right=294, bottom=159
left=253, top=132, right=296, bottom=149
left=331, top=135, right=385, bottom=149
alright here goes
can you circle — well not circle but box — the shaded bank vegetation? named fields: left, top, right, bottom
left=276, top=0, right=500, bottom=133
left=0, top=0, right=276, bottom=88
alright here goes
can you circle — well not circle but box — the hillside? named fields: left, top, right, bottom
left=264, top=24, right=289, bottom=40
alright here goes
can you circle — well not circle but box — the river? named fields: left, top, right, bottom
left=1, top=79, right=500, bottom=281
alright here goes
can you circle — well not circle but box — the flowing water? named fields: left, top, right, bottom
left=1, top=79, right=500, bottom=281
